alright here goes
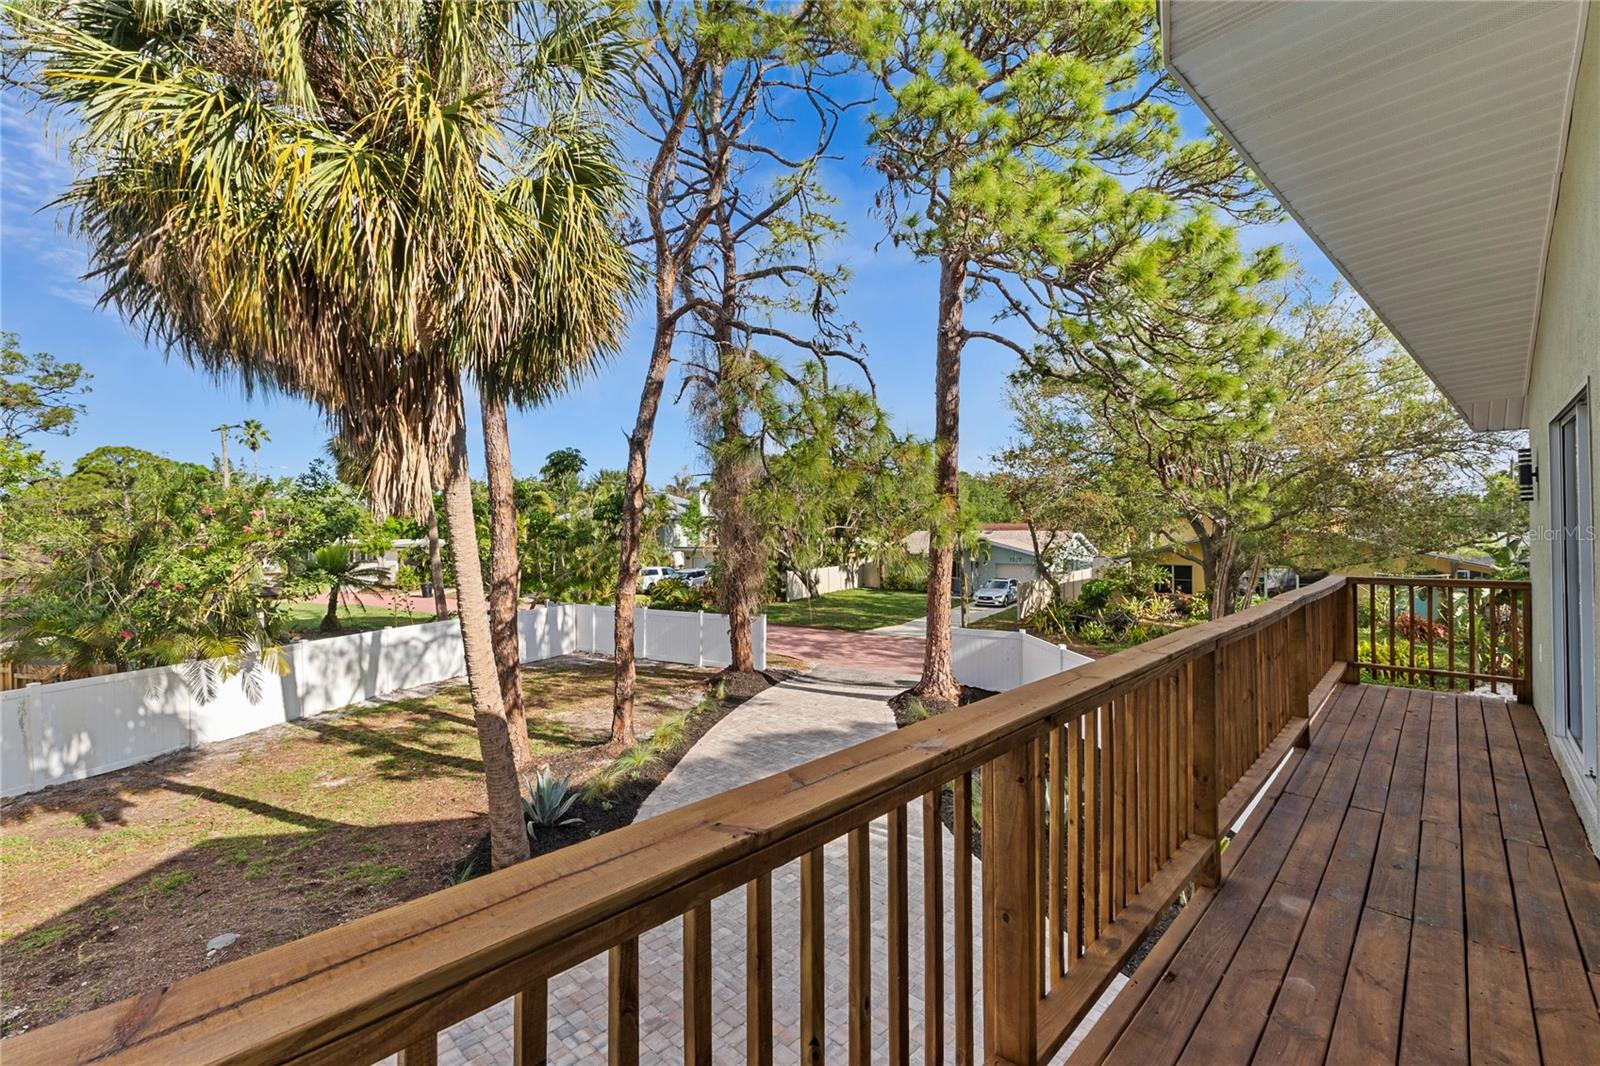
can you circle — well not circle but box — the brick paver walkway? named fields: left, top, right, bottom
left=394, top=667, right=1120, bottom=1064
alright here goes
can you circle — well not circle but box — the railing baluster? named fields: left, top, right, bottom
left=1094, top=701, right=1107, bottom=934
left=923, top=789, right=945, bottom=1066
left=1192, top=649, right=1222, bottom=887
left=1489, top=582, right=1500, bottom=685
left=515, top=979, right=548, bottom=1066
left=746, top=875, right=772, bottom=1066
left=800, top=848, right=825, bottom=1066
left=847, top=826, right=871, bottom=1066
left=398, top=1037, right=438, bottom=1066
left=982, top=744, right=1039, bottom=1065
left=1518, top=589, right=1533, bottom=703
left=1109, top=696, right=1124, bottom=914
left=1048, top=725, right=1065, bottom=980
left=888, top=805, right=911, bottom=1065
left=953, top=770, right=975, bottom=1066
left=1446, top=583, right=1457, bottom=690
left=610, top=937, right=640, bottom=1066
left=1467, top=585, right=1478, bottom=685
left=1066, top=714, right=1083, bottom=964
left=683, top=907, right=711, bottom=1066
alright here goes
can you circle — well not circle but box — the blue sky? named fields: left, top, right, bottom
left=0, top=78, right=1331, bottom=487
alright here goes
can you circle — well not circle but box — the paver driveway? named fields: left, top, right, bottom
left=395, top=667, right=1119, bottom=1064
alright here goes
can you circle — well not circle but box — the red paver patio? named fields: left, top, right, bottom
left=765, top=623, right=925, bottom=677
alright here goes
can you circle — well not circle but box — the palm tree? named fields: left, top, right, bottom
left=310, top=545, right=387, bottom=633
left=238, top=419, right=270, bottom=481
left=16, top=1, right=631, bottom=869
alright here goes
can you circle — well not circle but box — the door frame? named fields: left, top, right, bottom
left=1549, top=387, right=1597, bottom=776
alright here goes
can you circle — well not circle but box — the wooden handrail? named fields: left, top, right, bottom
left=1346, top=575, right=1531, bottom=699
left=2, top=577, right=1353, bottom=1066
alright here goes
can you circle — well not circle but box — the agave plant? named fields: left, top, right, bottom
left=522, top=767, right=582, bottom=841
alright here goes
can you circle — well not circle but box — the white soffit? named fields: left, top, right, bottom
left=1163, top=0, right=1590, bottom=431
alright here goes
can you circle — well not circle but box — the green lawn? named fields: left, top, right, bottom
left=277, top=601, right=434, bottom=638
left=763, top=588, right=933, bottom=631
left=967, top=606, right=1020, bottom=630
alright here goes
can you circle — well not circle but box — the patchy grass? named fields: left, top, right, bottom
left=967, top=606, right=1020, bottom=630
left=0, top=656, right=714, bottom=1035
left=276, top=600, right=434, bottom=639
left=764, top=589, right=936, bottom=631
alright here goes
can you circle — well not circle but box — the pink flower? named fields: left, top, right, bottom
left=150, top=579, right=161, bottom=588
left=242, top=526, right=252, bottom=534
left=118, top=629, right=132, bottom=640
left=200, top=506, right=214, bottom=516
left=250, top=509, right=264, bottom=518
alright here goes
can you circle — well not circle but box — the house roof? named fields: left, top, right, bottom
left=1162, top=0, right=1591, bottom=431
left=903, top=526, right=1094, bottom=560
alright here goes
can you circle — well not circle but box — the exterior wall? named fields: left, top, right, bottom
left=1526, top=10, right=1600, bottom=854
left=970, top=543, right=1038, bottom=586
left=1147, top=548, right=1205, bottom=594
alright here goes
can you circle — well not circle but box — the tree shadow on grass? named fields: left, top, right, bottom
left=1, top=811, right=486, bottom=1038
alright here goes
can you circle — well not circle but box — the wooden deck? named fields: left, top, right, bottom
left=1069, top=685, right=1600, bottom=1065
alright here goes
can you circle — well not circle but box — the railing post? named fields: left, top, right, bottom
left=1191, top=648, right=1222, bottom=888
left=983, top=741, right=1040, bottom=1065
left=1288, top=605, right=1311, bottom=748
left=1336, top=579, right=1359, bottom=683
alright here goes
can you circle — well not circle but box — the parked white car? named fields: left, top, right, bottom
left=678, top=568, right=710, bottom=589
left=973, top=578, right=1018, bottom=607
left=639, top=566, right=678, bottom=590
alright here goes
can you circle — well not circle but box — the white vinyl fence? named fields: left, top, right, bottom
left=950, top=625, right=1094, bottom=692
left=2, top=604, right=762, bottom=799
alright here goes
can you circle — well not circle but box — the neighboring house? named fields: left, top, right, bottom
left=905, top=523, right=1101, bottom=589
left=1165, top=0, right=1599, bottom=847
left=1334, top=551, right=1496, bottom=581
left=657, top=489, right=716, bottom=569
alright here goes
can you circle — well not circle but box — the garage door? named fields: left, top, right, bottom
left=994, top=563, right=1035, bottom=582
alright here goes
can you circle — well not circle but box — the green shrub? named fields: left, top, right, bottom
left=393, top=564, right=421, bottom=592
left=1076, top=578, right=1115, bottom=612
left=881, top=555, right=930, bottom=592
left=902, top=698, right=929, bottom=723
left=650, top=710, right=691, bottom=751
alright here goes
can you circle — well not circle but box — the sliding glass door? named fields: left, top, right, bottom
left=1551, top=392, right=1595, bottom=773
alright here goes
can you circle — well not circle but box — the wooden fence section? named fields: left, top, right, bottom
left=1, top=578, right=1352, bottom=1066
left=1347, top=575, right=1531, bottom=699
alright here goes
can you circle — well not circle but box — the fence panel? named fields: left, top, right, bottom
left=1, top=604, right=761, bottom=798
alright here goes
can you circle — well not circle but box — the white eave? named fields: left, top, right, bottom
left=1162, top=0, right=1590, bottom=431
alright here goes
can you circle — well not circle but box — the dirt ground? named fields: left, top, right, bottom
left=0, top=655, right=714, bottom=1036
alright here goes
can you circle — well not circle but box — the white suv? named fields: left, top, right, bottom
left=639, top=566, right=678, bottom=590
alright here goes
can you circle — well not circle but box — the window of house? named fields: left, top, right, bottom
left=1157, top=564, right=1194, bottom=595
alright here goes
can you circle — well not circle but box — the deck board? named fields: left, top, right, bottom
left=1069, top=686, right=1600, bottom=1066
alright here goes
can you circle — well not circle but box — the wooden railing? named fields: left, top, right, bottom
left=3, top=577, right=1354, bottom=1066
left=1347, top=575, right=1531, bottom=700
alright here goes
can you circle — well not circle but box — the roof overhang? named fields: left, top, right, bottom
left=1162, top=0, right=1591, bottom=431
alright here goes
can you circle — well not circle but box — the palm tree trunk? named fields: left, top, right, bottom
left=614, top=328, right=675, bottom=746
left=440, top=385, right=529, bottom=869
left=426, top=498, right=448, bottom=619
left=322, top=582, right=341, bottom=632
left=914, top=253, right=965, bottom=705
left=480, top=390, right=533, bottom=773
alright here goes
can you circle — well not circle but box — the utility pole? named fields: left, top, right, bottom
left=212, top=423, right=237, bottom=488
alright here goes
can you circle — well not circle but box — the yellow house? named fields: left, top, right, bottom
left=1140, top=538, right=1495, bottom=598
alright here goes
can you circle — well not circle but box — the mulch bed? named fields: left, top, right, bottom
left=453, top=667, right=792, bottom=876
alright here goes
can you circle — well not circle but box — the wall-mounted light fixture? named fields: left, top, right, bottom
left=1515, top=447, right=1537, bottom=501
